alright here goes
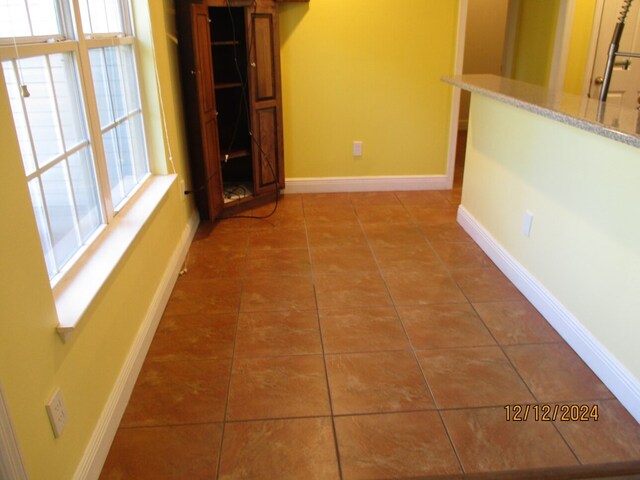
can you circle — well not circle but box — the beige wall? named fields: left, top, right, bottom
left=462, top=94, right=640, bottom=418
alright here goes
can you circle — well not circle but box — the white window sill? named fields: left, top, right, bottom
left=54, top=174, right=177, bottom=343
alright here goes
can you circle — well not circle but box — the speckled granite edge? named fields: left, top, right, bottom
left=443, top=74, right=640, bottom=149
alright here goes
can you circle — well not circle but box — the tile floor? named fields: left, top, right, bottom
left=99, top=187, right=640, bottom=479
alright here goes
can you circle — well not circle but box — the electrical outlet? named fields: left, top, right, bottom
left=353, top=141, right=363, bottom=157
left=46, top=388, right=68, bottom=438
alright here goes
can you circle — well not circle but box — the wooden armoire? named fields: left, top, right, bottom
left=175, top=0, right=306, bottom=219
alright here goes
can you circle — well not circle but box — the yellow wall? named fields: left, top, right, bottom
left=563, top=0, right=598, bottom=95
left=278, top=0, right=459, bottom=178
left=0, top=0, right=195, bottom=477
left=511, top=0, right=561, bottom=86
left=463, top=94, right=640, bottom=382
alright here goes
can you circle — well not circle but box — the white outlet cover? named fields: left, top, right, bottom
left=45, top=388, right=68, bottom=438
left=353, top=141, right=363, bottom=157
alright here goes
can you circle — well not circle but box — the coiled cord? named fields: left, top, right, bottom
left=618, top=0, right=634, bottom=22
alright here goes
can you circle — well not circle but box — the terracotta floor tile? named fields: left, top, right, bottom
left=183, top=249, right=247, bottom=280
left=147, top=314, right=237, bottom=361
left=354, top=204, right=413, bottom=224
left=306, top=224, right=367, bottom=249
left=310, top=246, right=378, bottom=275
left=251, top=196, right=304, bottom=220
left=395, top=190, right=449, bottom=206
left=422, top=222, right=473, bottom=243
left=234, top=310, right=321, bottom=357
left=335, top=412, right=461, bottom=479
left=245, top=248, right=311, bottom=276
left=349, top=191, right=401, bottom=206
left=431, top=241, right=493, bottom=269
left=120, top=359, right=231, bottom=427
left=442, top=407, right=578, bottom=473
left=248, top=226, right=308, bottom=250
left=505, top=343, right=614, bottom=402
left=406, top=204, right=458, bottom=225
left=473, top=301, right=562, bottom=345
left=164, top=278, right=242, bottom=316
left=226, top=355, right=330, bottom=420
left=218, top=417, right=340, bottom=479
left=195, top=219, right=253, bottom=238
left=372, top=243, right=442, bottom=272
left=319, top=307, right=410, bottom=354
left=314, top=272, right=392, bottom=309
left=384, top=269, right=467, bottom=306
left=302, top=192, right=351, bottom=207
left=240, top=274, right=316, bottom=312
left=304, top=205, right=359, bottom=226
left=451, top=267, right=525, bottom=303
left=445, top=186, right=463, bottom=206
left=417, top=346, right=534, bottom=409
left=248, top=211, right=306, bottom=230
left=554, top=399, right=640, bottom=464
left=100, top=424, right=223, bottom=480
left=361, top=223, right=426, bottom=246
left=190, top=227, right=250, bottom=253
left=398, top=303, right=496, bottom=349
left=326, top=351, right=435, bottom=414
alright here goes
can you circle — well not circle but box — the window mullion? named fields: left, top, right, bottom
left=70, top=0, right=114, bottom=222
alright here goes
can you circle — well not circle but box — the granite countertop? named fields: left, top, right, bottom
left=442, top=74, right=640, bottom=149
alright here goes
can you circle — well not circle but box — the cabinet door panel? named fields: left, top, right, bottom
left=253, top=106, right=279, bottom=191
left=252, top=14, right=276, bottom=101
left=192, top=4, right=223, bottom=219
left=193, top=8, right=216, bottom=114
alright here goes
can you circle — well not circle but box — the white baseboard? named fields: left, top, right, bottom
left=457, top=205, right=640, bottom=423
left=284, top=175, right=448, bottom=194
left=73, top=211, right=200, bottom=480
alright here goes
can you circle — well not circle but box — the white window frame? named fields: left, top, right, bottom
left=0, top=0, right=152, bottom=287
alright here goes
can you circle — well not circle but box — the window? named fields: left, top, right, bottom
left=0, top=0, right=149, bottom=282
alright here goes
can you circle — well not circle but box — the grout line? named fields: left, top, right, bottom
left=214, top=232, right=249, bottom=480
left=303, top=199, right=344, bottom=480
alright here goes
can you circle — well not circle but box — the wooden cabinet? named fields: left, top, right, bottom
left=175, top=0, right=287, bottom=219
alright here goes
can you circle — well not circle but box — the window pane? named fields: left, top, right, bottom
left=89, top=48, right=113, bottom=127
left=40, top=160, right=81, bottom=270
left=118, top=44, right=139, bottom=111
left=50, top=53, right=87, bottom=150
left=103, top=47, right=126, bottom=119
left=79, top=0, right=123, bottom=35
left=68, top=147, right=102, bottom=239
left=27, top=178, right=56, bottom=277
left=0, top=0, right=60, bottom=38
left=20, top=55, right=65, bottom=167
left=2, top=59, right=36, bottom=175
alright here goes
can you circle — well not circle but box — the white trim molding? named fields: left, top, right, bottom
left=73, top=210, right=199, bottom=480
left=283, top=175, right=449, bottom=194
left=0, top=384, right=28, bottom=480
left=457, top=205, right=640, bottom=423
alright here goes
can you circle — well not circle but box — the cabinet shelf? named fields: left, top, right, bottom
left=221, top=149, right=251, bottom=162
left=212, top=40, right=240, bottom=46
left=215, top=82, right=242, bottom=90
